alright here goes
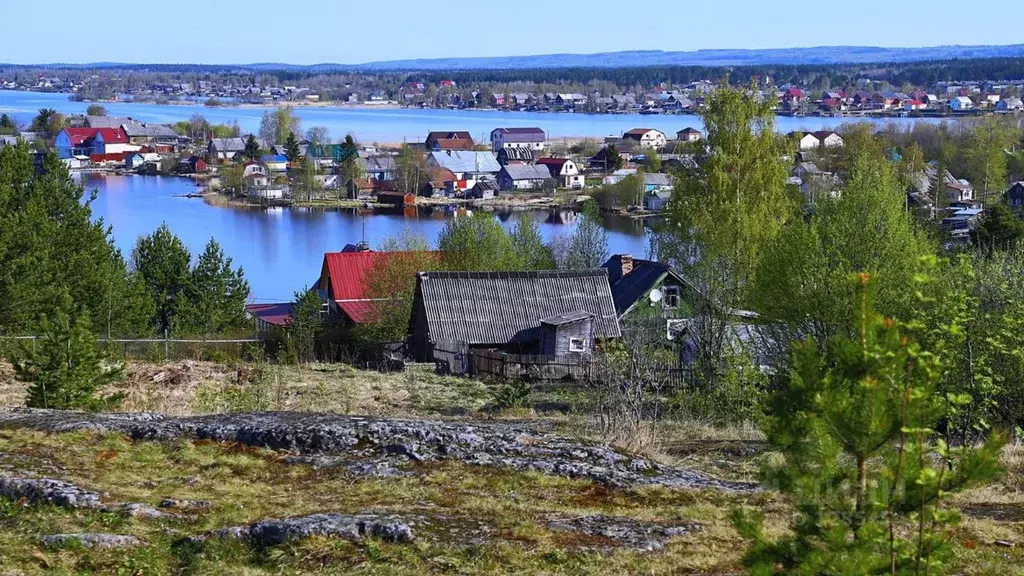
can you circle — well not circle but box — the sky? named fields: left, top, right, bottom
left=4, top=1, right=1023, bottom=65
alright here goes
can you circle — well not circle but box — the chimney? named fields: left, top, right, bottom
left=620, top=254, right=633, bottom=277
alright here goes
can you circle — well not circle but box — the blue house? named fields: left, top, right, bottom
left=55, top=128, right=97, bottom=159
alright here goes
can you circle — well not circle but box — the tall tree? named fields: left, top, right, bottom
left=963, top=117, right=1015, bottom=204
left=243, top=134, right=261, bottom=161
left=287, top=287, right=323, bottom=364
left=0, top=113, right=18, bottom=135
left=14, top=293, right=124, bottom=411
left=657, top=82, right=793, bottom=386
left=564, top=201, right=609, bottom=269
left=510, top=214, right=556, bottom=270
left=338, top=135, right=361, bottom=185
left=258, top=105, right=301, bottom=145
left=131, top=224, right=192, bottom=335
left=305, top=125, right=330, bottom=146
left=175, top=239, right=250, bottom=335
left=283, top=132, right=301, bottom=163
left=393, top=144, right=428, bottom=195
left=437, top=212, right=522, bottom=271
left=29, top=108, right=65, bottom=140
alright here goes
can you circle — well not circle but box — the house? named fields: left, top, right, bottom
left=177, top=156, right=208, bottom=174
left=904, top=100, right=927, bottom=111
left=425, top=131, right=474, bottom=151
left=359, top=155, right=395, bottom=181
left=589, top=145, right=630, bottom=171
left=54, top=128, right=93, bottom=158
left=603, top=168, right=638, bottom=185
left=997, top=97, right=1024, bottom=111
left=207, top=138, right=247, bottom=162
left=121, top=122, right=180, bottom=146
left=644, top=189, right=673, bottom=211
left=377, top=190, right=416, bottom=207
left=535, top=158, right=584, bottom=189
left=427, top=150, right=500, bottom=182
left=245, top=303, right=294, bottom=334
left=467, top=179, right=499, bottom=199
left=496, top=147, right=535, bottom=165
left=942, top=171, right=974, bottom=203
left=242, top=162, right=270, bottom=189
left=261, top=154, right=288, bottom=172
left=621, top=128, right=667, bottom=149
left=497, top=164, right=553, bottom=191
left=789, top=132, right=820, bottom=151
left=125, top=153, right=147, bottom=170
left=316, top=250, right=441, bottom=325
left=812, top=131, right=844, bottom=148
left=643, top=172, right=673, bottom=193
left=90, top=128, right=132, bottom=155
left=1005, top=182, right=1024, bottom=209
left=676, top=127, right=701, bottom=143
left=951, top=96, right=974, bottom=111
left=602, top=255, right=697, bottom=319
left=409, top=269, right=622, bottom=361
left=490, top=127, right=546, bottom=152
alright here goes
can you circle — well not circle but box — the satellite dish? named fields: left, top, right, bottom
left=649, top=289, right=663, bottom=304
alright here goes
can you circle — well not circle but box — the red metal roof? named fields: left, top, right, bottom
left=321, top=250, right=441, bottom=323
left=96, top=127, right=128, bottom=144
left=62, top=127, right=100, bottom=145
left=246, top=303, right=294, bottom=327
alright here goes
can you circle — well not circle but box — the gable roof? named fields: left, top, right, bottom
left=501, top=164, right=552, bottom=181
left=535, top=157, right=570, bottom=175
left=61, top=127, right=100, bottom=145
left=491, top=127, right=546, bottom=142
left=426, top=131, right=473, bottom=149
left=622, top=128, right=662, bottom=140
left=414, top=269, right=621, bottom=345
left=94, top=127, right=128, bottom=144
left=322, top=250, right=441, bottom=324
left=209, top=137, right=247, bottom=152
left=428, top=151, right=500, bottom=174
left=121, top=123, right=178, bottom=138
left=602, top=256, right=692, bottom=317
left=497, top=147, right=535, bottom=164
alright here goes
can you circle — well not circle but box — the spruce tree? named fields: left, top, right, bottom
left=15, top=294, right=124, bottom=411
left=284, top=132, right=301, bottom=163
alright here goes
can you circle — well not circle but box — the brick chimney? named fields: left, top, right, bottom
left=620, top=254, right=633, bottom=277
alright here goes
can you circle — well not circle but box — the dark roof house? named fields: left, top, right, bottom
left=602, top=255, right=698, bottom=319
left=426, top=131, right=474, bottom=151
left=410, top=269, right=621, bottom=360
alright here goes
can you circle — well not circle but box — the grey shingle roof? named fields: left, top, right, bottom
left=414, top=269, right=621, bottom=345
left=210, top=138, right=247, bottom=152
left=644, top=173, right=672, bottom=187
left=121, top=123, right=178, bottom=138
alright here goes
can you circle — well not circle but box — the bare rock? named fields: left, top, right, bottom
left=187, top=513, right=415, bottom=547
left=159, top=498, right=212, bottom=510
left=0, top=476, right=101, bottom=509
left=108, top=502, right=173, bottom=519
left=545, top=514, right=701, bottom=552
left=41, top=533, right=143, bottom=549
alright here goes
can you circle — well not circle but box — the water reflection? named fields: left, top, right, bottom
left=81, top=175, right=650, bottom=301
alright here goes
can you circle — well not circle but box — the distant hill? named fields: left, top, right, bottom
left=10, top=44, right=1024, bottom=72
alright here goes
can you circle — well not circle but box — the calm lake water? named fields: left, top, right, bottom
left=80, top=174, right=651, bottom=302
left=0, top=89, right=944, bottom=143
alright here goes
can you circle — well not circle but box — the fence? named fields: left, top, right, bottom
left=0, top=336, right=260, bottom=362
left=431, top=342, right=693, bottom=387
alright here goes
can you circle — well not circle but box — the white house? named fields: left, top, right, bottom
left=791, top=132, right=820, bottom=151
left=490, top=127, right=546, bottom=152
left=997, top=97, right=1023, bottom=111
left=813, top=130, right=844, bottom=148
left=536, top=158, right=585, bottom=189
left=622, top=128, right=667, bottom=149
left=950, top=96, right=974, bottom=111
left=676, top=127, right=702, bottom=143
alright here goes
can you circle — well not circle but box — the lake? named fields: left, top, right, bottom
left=80, top=174, right=651, bottom=302
left=0, top=89, right=944, bottom=144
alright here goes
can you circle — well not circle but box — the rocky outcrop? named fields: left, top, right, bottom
left=545, top=514, right=701, bottom=552
left=188, top=513, right=416, bottom=547
left=159, top=498, right=212, bottom=510
left=0, top=476, right=101, bottom=509
left=41, top=533, right=143, bottom=549
left=0, top=409, right=754, bottom=491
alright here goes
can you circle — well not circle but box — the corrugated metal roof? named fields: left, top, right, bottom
left=428, top=151, right=500, bottom=174
left=415, top=269, right=621, bottom=345
left=501, top=164, right=551, bottom=181
left=323, top=251, right=440, bottom=324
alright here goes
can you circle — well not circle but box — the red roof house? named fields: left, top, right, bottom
left=317, top=250, right=442, bottom=324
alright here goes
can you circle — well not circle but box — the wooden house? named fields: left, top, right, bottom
left=409, top=269, right=621, bottom=361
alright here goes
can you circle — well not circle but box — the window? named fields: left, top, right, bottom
left=663, top=286, right=681, bottom=310
left=568, top=338, right=586, bottom=353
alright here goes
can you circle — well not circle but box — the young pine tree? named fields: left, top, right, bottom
left=733, top=273, right=1004, bottom=575
left=15, top=294, right=124, bottom=410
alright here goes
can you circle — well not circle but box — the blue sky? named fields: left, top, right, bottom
left=6, top=1, right=1022, bottom=65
